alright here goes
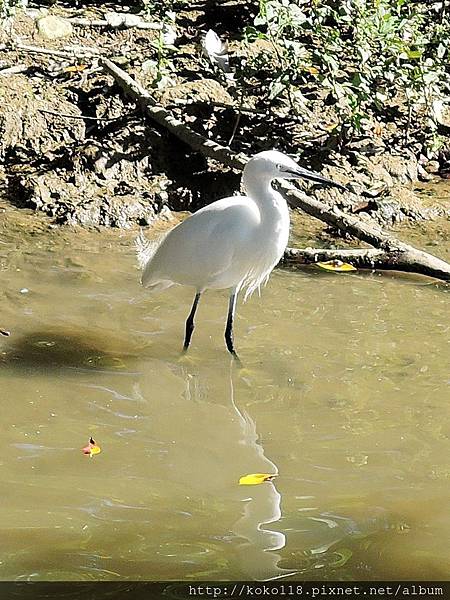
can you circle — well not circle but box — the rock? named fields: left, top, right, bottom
left=417, top=164, right=434, bottom=181
left=374, top=199, right=403, bottom=224
left=381, top=154, right=417, bottom=182
left=11, top=171, right=164, bottom=228
left=425, top=160, right=440, bottom=175
left=156, top=79, right=233, bottom=107
left=347, top=136, right=385, bottom=155
left=37, top=15, right=73, bottom=40
left=357, top=153, right=418, bottom=187
left=244, top=38, right=282, bottom=65
left=346, top=182, right=364, bottom=196
left=105, top=12, right=143, bottom=28
left=363, top=183, right=389, bottom=197
left=0, top=75, right=84, bottom=162
left=360, top=158, right=394, bottom=187
left=375, top=186, right=431, bottom=225
left=432, top=99, right=450, bottom=128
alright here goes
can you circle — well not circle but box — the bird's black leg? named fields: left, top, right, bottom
left=183, top=292, right=201, bottom=351
left=225, top=292, right=240, bottom=360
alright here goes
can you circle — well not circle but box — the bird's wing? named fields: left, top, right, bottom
left=141, top=197, right=259, bottom=290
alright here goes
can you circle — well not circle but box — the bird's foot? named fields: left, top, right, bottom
left=229, top=350, right=243, bottom=368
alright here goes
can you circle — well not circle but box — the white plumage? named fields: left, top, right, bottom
left=139, top=150, right=345, bottom=357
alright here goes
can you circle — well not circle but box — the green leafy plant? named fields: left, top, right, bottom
left=240, top=0, right=450, bottom=154
left=139, top=4, right=178, bottom=89
left=1, top=0, right=26, bottom=23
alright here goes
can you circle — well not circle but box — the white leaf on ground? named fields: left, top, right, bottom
left=203, top=29, right=231, bottom=75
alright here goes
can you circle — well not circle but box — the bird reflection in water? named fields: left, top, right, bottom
left=179, top=361, right=296, bottom=580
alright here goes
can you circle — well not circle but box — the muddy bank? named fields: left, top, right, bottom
left=0, top=4, right=449, bottom=230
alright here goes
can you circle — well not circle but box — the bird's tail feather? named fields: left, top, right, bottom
left=142, top=279, right=174, bottom=292
left=135, top=229, right=159, bottom=270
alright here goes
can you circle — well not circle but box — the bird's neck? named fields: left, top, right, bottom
left=242, top=173, right=287, bottom=219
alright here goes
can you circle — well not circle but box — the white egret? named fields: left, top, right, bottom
left=139, top=150, right=345, bottom=357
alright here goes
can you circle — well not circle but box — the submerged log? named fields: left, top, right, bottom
left=283, top=247, right=449, bottom=279
left=100, top=57, right=450, bottom=283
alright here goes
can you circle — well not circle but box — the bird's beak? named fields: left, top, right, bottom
left=285, top=166, right=347, bottom=192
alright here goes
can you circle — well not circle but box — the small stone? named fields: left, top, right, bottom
left=364, top=183, right=388, bottom=197
left=417, top=164, right=434, bottom=181
left=156, top=79, right=233, bottom=107
left=37, top=15, right=73, bottom=40
left=346, top=182, right=364, bottom=195
left=425, top=160, right=440, bottom=175
left=105, top=12, right=125, bottom=28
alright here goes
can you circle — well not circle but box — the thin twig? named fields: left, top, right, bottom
left=14, top=43, right=76, bottom=59
left=405, top=97, right=412, bottom=145
left=14, top=42, right=100, bottom=60
left=68, top=16, right=162, bottom=30
left=167, top=98, right=266, bottom=115
left=227, top=110, right=241, bottom=147
left=38, top=107, right=128, bottom=122
left=68, top=18, right=113, bottom=27
left=0, top=64, right=28, bottom=75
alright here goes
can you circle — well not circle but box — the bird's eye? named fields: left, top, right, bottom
left=277, top=164, right=283, bottom=171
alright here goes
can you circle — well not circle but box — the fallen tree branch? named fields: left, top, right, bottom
left=14, top=42, right=101, bottom=60
left=100, top=57, right=246, bottom=170
left=280, top=183, right=450, bottom=281
left=282, top=246, right=447, bottom=278
left=0, top=64, right=28, bottom=76
left=99, top=57, right=450, bottom=282
left=284, top=247, right=388, bottom=268
left=69, top=14, right=163, bottom=30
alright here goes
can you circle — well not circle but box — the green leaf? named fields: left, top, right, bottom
left=268, top=79, right=285, bottom=100
left=406, top=49, right=422, bottom=60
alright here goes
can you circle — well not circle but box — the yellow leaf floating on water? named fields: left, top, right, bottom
left=239, top=473, right=277, bottom=486
left=317, top=260, right=357, bottom=272
left=82, top=437, right=101, bottom=458
left=89, top=444, right=101, bottom=457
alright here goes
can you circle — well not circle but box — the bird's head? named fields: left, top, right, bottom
left=246, top=150, right=347, bottom=191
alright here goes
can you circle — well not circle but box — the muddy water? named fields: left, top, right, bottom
left=0, top=205, right=449, bottom=582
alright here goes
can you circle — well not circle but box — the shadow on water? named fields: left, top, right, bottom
left=0, top=328, right=142, bottom=373
left=0, top=323, right=297, bottom=381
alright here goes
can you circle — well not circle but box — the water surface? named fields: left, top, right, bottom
left=0, top=205, right=449, bottom=581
